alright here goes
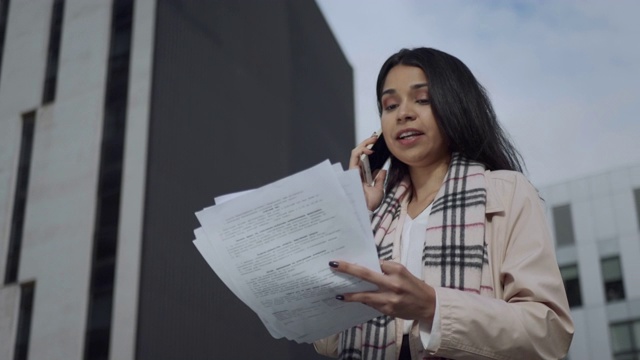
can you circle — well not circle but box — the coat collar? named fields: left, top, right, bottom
left=484, top=170, right=505, bottom=214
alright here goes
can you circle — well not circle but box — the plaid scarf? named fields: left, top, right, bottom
left=338, top=154, right=494, bottom=360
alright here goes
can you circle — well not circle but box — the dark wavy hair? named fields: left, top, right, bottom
left=377, top=48, right=525, bottom=193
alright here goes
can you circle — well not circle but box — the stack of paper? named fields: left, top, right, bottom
left=193, top=160, right=383, bottom=343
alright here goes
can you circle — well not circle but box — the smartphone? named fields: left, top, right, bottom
left=359, top=131, right=391, bottom=185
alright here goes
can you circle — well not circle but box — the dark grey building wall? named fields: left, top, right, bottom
left=286, top=1, right=354, bottom=170
left=137, top=1, right=354, bottom=359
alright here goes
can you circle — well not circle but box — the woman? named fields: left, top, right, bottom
left=314, top=48, right=574, bottom=359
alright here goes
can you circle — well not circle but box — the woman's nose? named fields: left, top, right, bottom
left=397, top=102, right=416, bottom=122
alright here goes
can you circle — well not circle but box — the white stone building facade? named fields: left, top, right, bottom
left=541, top=165, right=640, bottom=360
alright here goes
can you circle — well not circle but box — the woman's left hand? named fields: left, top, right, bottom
left=330, top=260, right=436, bottom=322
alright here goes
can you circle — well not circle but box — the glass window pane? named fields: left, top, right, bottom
left=553, top=204, right=576, bottom=247
left=564, top=278, right=583, bottom=308
left=613, top=354, right=635, bottom=360
left=560, top=265, right=579, bottom=279
left=633, top=321, right=640, bottom=351
left=602, top=257, right=623, bottom=281
left=611, top=323, right=633, bottom=353
left=605, top=280, right=626, bottom=302
left=560, top=265, right=582, bottom=308
left=634, top=188, right=640, bottom=230
left=602, top=257, right=626, bottom=302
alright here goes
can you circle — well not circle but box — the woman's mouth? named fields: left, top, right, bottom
left=396, top=129, right=424, bottom=145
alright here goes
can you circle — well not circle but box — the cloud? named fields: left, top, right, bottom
left=316, top=0, right=640, bottom=186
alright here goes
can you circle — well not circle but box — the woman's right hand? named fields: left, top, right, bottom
left=349, top=135, right=387, bottom=211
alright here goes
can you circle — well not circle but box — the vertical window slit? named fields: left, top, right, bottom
left=84, top=0, right=133, bottom=359
left=14, top=282, right=36, bottom=360
left=5, top=111, right=36, bottom=285
left=0, top=0, right=11, bottom=86
left=633, top=188, right=640, bottom=230
left=42, top=0, right=65, bottom=104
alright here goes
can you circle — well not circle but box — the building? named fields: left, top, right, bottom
left=541, top=165, right=640, bottom=360
left=0, top=0, right=353, bottom=359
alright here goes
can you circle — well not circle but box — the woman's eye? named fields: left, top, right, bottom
left=384, top=104, right=398, bottom=111
left=417, top=98, right=431, bottom=105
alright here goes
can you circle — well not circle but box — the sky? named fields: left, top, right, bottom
left=315, top=0, right=640, bottom=187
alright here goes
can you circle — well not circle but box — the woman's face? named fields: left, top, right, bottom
left=379, top=65, right=450, bottom=168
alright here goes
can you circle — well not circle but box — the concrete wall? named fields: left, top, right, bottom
left=0, top=285, right=20, bottom=360
left=0, top=0, right=112, bottom=358
left=0, top=0, right=52, bottom=286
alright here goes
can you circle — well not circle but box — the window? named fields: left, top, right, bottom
left=634, top=188, right=640, bottom=230
left=602, top=256, right=625, bottom=302
left=83, top=0, right=133, bottom=358
left=553, top=204, right=575, bottom=247
left=610, top=320, right=640, bottom=360
left=14, top=282, right=35, bottom=360
left=560, top=264, right=582, bottom=308
left=5, top=112, right=36, bottom=284
left=42, top=0, right=65, bottom=103
left=0, top=0, right=10, bottom=86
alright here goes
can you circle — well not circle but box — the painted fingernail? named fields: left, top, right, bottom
left=329, top=261, right=339, bottom=268
left=335, top=295, right=344, bottom=300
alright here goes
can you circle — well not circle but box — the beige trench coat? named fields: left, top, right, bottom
left=314, top=170, right=574, bottom=359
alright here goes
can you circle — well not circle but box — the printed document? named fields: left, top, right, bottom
left=193, top=161, right=382, bottom=343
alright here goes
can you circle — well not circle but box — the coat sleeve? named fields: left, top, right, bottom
left=430, top=172, right=574, bottom=360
